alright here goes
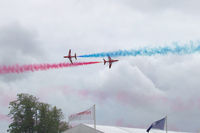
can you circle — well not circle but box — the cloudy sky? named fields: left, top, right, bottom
left=0, top=0, right=200, bottom=132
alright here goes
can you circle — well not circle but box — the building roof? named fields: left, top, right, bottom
left=64, top=124, right=189, bottom=133
left=86, top=124, right=188, bottom=133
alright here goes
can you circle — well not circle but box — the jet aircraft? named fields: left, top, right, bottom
left=103, top=56, right=119, bottom=69
left=64, top=49, right=77, bottom=64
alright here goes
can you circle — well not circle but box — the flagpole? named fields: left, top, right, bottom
left=68, top=116, right=70, bottom=128
left=94, top=104, right=96, bottom=130
left=166, top=116, right=168, bottom=133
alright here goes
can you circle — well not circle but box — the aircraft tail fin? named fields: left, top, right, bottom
left=103, top=59, right=106, bottom=65
left=75, top=53, right=77, bottom=60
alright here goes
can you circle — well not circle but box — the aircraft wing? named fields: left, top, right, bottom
left=69, top=58, right=73, bottom=64
left=109, top=63, right=112, bottom=69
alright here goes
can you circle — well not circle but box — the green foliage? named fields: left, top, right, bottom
left=7, top=93, right=69, bottom=133
left=58, top=121, right=69, bottom=133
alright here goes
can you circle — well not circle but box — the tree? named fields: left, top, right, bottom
left=58, top=121, right=69, bottom=133
left=7, top=94, right=38, bottom=133
left=36, top=103, right=50, bottom=133
left=8, top=93, right=69, bottom=133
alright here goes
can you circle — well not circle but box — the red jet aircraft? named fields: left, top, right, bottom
left=64, top=49, right=77, bottom=64
left=103, top=56, right=119, bottom=69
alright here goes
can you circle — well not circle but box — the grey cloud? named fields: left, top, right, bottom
left=0, top=23, right=44, bottom=82
left=0, top=23, right=43, bottom=63
left=117, top=0, right=200, bottom=14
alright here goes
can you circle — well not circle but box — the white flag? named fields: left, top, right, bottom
left=68, top=105, right=95, bottom=122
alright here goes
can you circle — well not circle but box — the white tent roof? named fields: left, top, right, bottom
left=64, top=124, right=189, bottom=133
left=86, top=124, right=188, bottom=133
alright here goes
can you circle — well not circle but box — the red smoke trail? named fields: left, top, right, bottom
left=0, top=114, right=10, bottom=121
left=0, top=62, right=101, bottom=74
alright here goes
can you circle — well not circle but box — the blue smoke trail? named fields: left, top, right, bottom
left=79, top=41, right=200, bottom=58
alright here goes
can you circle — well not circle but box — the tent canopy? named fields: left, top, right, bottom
left=63, top=124, right=188, bottom=133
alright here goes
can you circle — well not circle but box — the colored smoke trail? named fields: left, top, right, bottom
left=0, top=114, right=10, bottom=121
left=0, top=62, right=101, bottom=74
left=79, top=41, right=200, bottom=58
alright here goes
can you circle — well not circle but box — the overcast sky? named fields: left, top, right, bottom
left=0, top=0, right=200, bottom=132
